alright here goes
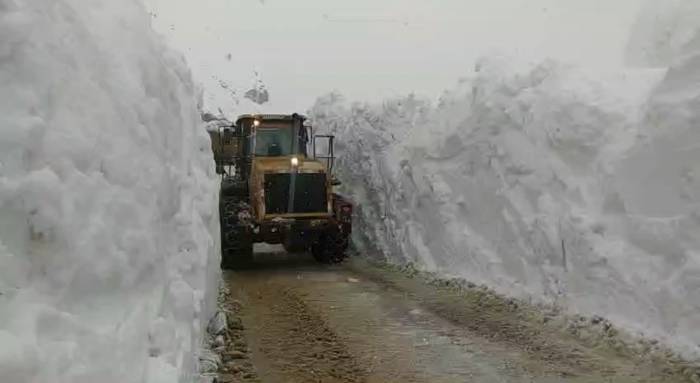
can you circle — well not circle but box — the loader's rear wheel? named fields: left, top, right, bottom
left=220, top=196, right=253, bottom=270
left=311, top=226, right=349, bottom=264
left=221, top=178, right=247, bottom=197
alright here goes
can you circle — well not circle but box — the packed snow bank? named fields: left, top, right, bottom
left=309, top=51, right=700, bottom=357
left=0, top=1, right=220, bottom=382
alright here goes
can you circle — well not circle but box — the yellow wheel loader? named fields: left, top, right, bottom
left=209, top=114, right=353, bottom=269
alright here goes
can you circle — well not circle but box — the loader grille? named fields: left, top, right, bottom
left=264, top=173, right=328, bottom=215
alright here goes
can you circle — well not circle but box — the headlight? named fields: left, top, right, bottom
left=253, top=119, right=261, bottom=127
left=290, top=157, right=299, bottom=167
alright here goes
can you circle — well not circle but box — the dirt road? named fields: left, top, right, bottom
left=218, top=250, right=691, bottom=383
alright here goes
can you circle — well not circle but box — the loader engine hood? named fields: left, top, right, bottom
left=251, top=156, right=331, bottom=220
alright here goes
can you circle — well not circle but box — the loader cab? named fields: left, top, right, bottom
left=234, top=113, right=339, bottom=186
left=236, top=114, right=309, bottom=159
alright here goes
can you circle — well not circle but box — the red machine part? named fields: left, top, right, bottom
left=332, top=194, right=353, bottom=229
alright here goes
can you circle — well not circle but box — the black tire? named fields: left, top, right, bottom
left=282, top=242, right=308, bottom=254
left=221, top=177, right=247, bottom=197
left=221, top=239, right=253, bottom=269
left=311, top=226, right=349, bottom=264
left=220, top=196, right=254, bottom=270
left=282, top=234, right=310, bottom=254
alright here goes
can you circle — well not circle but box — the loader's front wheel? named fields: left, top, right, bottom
left=311, top=225, right=349, bottom=264
left=221, top=227, right=253, bottom=270
left=220, top=196, right=253, bottom=270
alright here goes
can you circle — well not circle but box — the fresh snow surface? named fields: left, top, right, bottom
left=0, top=1, right=220, bottom=382
left=310, top=7, right=700, bottom=356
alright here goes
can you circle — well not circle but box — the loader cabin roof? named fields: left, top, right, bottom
left=236, top=114, right=307, bottom=124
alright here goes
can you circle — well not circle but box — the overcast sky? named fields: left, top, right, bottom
left=144, top=0, right=643, bottom=115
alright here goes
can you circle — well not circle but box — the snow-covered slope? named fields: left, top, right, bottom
left=0, top=1, right=220, bottom=382
left=310, top=45, right=700, bottom=357
left=626, top=0, right=700, bottom=67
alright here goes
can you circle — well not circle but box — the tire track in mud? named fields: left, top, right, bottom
left=225, top=258, right=555, bottom=383
left=224, top=253, right=698, bottom=383
left=346, top=257, right=700, bottom=383
left=227, top=270, right=366, bottom=383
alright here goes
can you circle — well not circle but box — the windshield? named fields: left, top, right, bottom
left=254, top=127, right=294, bottom=156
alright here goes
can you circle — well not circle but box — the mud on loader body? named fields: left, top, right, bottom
left=209, top=114, right=353, bottom=269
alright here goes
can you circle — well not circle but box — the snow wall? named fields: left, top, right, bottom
left=310, top=3, right=700, bottom=358
left=0, top=1, right=220, bottom=382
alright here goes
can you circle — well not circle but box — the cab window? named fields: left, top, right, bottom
left=254, top=127, right=294, bottom=156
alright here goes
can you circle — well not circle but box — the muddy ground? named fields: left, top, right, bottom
left=214, top=250, right=698, bottom=383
